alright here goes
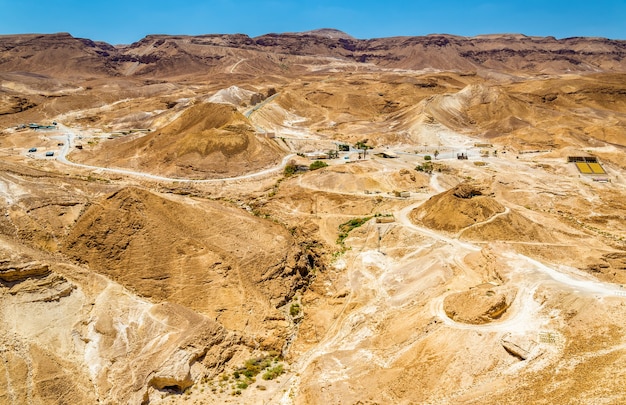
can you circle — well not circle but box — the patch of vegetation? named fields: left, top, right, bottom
left=268, top=176, right=286, bottom=197
left=289, top=302, right=301, bottom=317
left=85, top=174, right=111, bottom=183
left=415, top=163, right=433, bottom=173
left=337, top=216, right=372, bottom=244
left=424, top=155, right=432, bottom=161
left=332, top=248, right=345, bottom=257
left=223, top=353, right=285, bottom=393
left=283, top=163, right=297, bottom=177
left=326, top=150, right=339, bottom=159
left=243, top=357, right=271, bottom=377
left=309, top=160, right=328, bottom=170
left=262, top=364, right=284, bottom=380
left=354, top=139, right=370, bottom=150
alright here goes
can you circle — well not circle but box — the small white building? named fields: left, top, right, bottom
left=304, top=152, right=328, bottom=160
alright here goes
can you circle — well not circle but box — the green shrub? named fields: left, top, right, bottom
left=230, top=356, right=285, bottom=391
left=262, top=364, right=284, bottom=380
left=290, top=303, right=301, bottom=317
left=337, top=217, right=372, bottom=244
left=284, top=164, right=297, bottom=176
left=309, top=160, right=328, bottom=170
left=424, top=155, right=432, bottom=161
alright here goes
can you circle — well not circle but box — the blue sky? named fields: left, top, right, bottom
left=1, top=0, right=625, bottom=44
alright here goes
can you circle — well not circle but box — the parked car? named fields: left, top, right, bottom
left=45, top=151, right=54, bottom=157
left=28, top=147, right=37, bottom=152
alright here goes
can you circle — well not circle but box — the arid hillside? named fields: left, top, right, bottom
left=62, top=186, right=315, bottom=337
left=70, top=102, right=285, bottom=179
left=0, top=30, right=625, bottom=405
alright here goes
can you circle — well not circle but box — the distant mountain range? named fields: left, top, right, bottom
left=1, top=30, right=625, bottom=79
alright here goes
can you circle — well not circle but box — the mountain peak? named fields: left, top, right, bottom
left=296, top=28, right=355, bottom=40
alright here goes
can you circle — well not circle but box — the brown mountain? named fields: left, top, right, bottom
left=1, top=31, right=626, bottom=79
left=70, top=102, right=285, bottom=179
left=0, top=32, right=116, bottom=77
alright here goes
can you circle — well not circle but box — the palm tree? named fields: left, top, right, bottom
left=355, top=139, right=370, bottom=158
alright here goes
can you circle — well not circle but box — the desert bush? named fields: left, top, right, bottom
left=290, top=303, right=301, bottom=317
left=284, top=163, right=297, bottom=176
left=337, top=217, right=372, bottom=244
left=309, top=160, right=328, bottom=170
left=262, top=364, right=284, bottom=380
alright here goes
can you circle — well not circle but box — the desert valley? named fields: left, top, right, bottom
left=0, top=29, right=625, bottom=404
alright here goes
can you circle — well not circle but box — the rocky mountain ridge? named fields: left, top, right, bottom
left=1, top=31, right=626, bottom=78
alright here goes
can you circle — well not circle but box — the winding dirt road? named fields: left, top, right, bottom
left=270, top=179, right=626, bottom=403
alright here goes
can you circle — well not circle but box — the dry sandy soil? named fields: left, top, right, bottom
left=0, top=31, right=625, bottom=404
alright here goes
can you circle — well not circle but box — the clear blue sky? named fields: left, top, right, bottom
left=1, top=0, right=625, bottom=44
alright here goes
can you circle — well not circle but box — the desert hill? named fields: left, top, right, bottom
left=410, top=182, right=571, bottom=244
left=0, top=33, right=116, bottom=77
left=70, top=102, right=285, bottom=178
left=61, top=186, right=317, bottom=346
left=410, top=183, right=505, bottom=233
left=295, top=28, right=356, bottom=40
left=388, top=73, right=626, bottom=155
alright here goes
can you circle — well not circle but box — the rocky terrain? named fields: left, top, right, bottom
left=0, top=30, right=625, bottom=404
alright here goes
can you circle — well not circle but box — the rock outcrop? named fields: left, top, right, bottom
left=443, top=284, right=517, bottom=324
left=0, top=260, right=50, bottom=283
